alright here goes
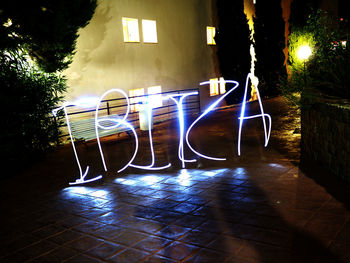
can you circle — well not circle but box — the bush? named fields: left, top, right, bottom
left=280, top=9, right=350, bottom=108
left=0, top=49, right=66, bottom=172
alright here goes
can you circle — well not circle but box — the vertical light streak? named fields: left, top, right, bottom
left=167, top=92, right=198, bottom=168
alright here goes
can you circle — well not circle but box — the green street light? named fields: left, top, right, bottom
left=297, top=45, right=312, bottom=61
left=297, top=45, right=312, bottom=93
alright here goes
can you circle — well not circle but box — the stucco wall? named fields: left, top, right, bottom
left=64, top=0, right=220, bottom=111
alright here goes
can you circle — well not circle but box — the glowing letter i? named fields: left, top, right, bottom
left=167, top=92, right=199, bottom=168
left=52, top=102, right=102, bottom=185
left=129, top=96, right=171, bottom=170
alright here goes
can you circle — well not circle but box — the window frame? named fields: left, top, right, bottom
left=206, top=26, right=216, bottom=45
left=142, top=19, right=158, bottom=43
left=209, top=77, right=226, bottom=97
left=122, top=17, right=140, bottom=43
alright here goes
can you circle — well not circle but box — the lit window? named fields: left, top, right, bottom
left=210, top=78, right=219, bottom=96
left=129, top=88, right=144, bottom=112
left=142, top=20, right=158, bottom=43
left=148, top=86, right=162, bottom=108
left=207, top=26, right=216, bottom=45
left=209, top=77, right=226, bottom=96
left=122, top=17, right=140, bottom=42
left=219, top=77, right=226, bottom=94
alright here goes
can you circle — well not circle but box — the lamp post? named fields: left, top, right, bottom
left=297, top=45, right=312, bottom=89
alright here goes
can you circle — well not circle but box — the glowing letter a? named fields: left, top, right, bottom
left=237, top=74, right=271, bottom=156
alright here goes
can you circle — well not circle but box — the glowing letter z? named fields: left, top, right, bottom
left=185, top=80, right=239, bottom=162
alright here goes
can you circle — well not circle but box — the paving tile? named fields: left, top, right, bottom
left=73, top=220, right=105, bottom=234
left=80, top=208, right=110, bottom=219
left=225, top=255, right=257, bottom=263
left=48, top=229, right=83, bottom=245
left=155, top=225, right=191, bottom=240
left=143, top=254, right=177, bottom=262
left=173, top=214, right=206, bottom=228
left=133, top=207, right=161, bottom=219
left=94, top=211, right=125, bottom=225
left=59, top=215, right=89, bottom=228
left=152, top=211, right=184, bottom=224
left=156, top=241, right=200, bottom=261
left=335, top=219, right=350, bottom=243
left=31, top=224, right=66, bottom=240
left=64, top=235, right=103, bottom=252
left=0, top=232, right=41, bottom=257
left=329, top=241, right=350, bottom=263
left=111, top=230, right=149, bottom=246
left=179, top=229, right=218, bottom=247
left=305, top=220, right=346, bottom=239
left=33, top=246, right=78, bottom=262
left=108, top=247, right=150, bottom=263
left=184, top=248, right=231, bottom=263
left=86, top=241, right=125, bottom=259
left=126, top=217, right=166, bottom=234
left=0, top=251, right=31, bottom=263
left=19, top=239, right=57, bottom=259
left=237, top=241, right=292, bottom=263
left=318, top=200, right=350, bottom=216
left=151, top=199, right=180, bottom=210
left=195, top=219, right=228, bottom=233
left=206, top=235, right=245, bottom=253
left=63, top=253, right=100, bottom=263
left=91, top=225, right=124, bottom=240
left=133, top=235, right=173, bottom=253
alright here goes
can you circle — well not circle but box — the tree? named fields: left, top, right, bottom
left=0, top=0, right=97, bottom=174
left=254, top=0, right=286, bottom=96
left=215, top=0, right=251, bottom=104
left=0, top=0, right=97, bottom=72
left=289, top=0, right=321, bottom=29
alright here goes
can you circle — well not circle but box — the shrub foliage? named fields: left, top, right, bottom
left=280, top=9, right=350, bottom=107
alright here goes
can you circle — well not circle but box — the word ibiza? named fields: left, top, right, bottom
left=52, top=74, right=271, bottom=186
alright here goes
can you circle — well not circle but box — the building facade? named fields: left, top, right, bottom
left=64, top=0, right=222, bottom=111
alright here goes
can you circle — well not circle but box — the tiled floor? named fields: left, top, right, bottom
left=1, top=97, right=350, bottom=262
